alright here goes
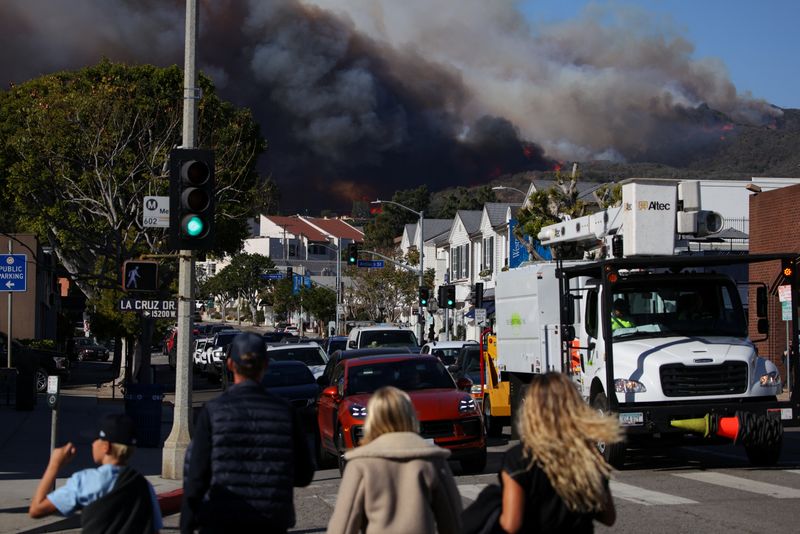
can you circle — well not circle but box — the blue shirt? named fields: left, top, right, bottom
left=47, top=464, right=163, bottom=530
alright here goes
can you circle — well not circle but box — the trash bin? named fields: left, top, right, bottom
left=124, top=383, right=164, bottom=447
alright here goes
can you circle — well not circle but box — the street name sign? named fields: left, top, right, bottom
left=119, top=298, right=177, bottom=319
left=261, top=273, right=285, bottom=280
left=357, top=260, right=384, bottom=268
left=0, top=254, right=27, bottom=292
left=143, top=196, right=170, bottom=228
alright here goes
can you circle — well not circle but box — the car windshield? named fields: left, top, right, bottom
left=360, top=330, right=418, bottom=348
left=262, top=365, right=315, bottom=387
left=74, top=338, right=96, bottom=347
left=347, top=358, right=455, bottom=395
left=431, top=347, right=462, bottom=365
left=327, top=339, right=347, bottom=353
left=269, top=347, right=326, bottom=366
left=610, top=278, right=747, bottom=340
left=214, top=333, right=239, bottom=347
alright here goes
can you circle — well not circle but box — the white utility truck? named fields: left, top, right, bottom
left=495, top=179, right=798, bottom=465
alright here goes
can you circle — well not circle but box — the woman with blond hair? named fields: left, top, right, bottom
left=326, top=386, right=462, bottom=534
left=498, top=372, right=622, bottom=533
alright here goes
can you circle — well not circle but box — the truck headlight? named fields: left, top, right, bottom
left=759, top=371, right=780, bottom=387
left=349, top=404, right=367, bottom=418
left=614, top=379, right=647, bottom=393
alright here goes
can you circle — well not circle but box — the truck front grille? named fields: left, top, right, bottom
left=660, top=362, right=748, bottom=397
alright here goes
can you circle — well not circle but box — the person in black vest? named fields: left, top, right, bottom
left=181, top=332, right=315, bottom=533
left=28, top=413, right=162, bottom=534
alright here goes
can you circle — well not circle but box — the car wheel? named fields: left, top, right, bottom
left=591, top=391, right=626, bottom=468
left=460, top=449, right=487, bottom=474
left=35, top=368, right=48, bottom=394
left=483, top=398, right=503, bottom=438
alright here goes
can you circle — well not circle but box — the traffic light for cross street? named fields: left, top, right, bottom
left=347, top=243, right=359, bottom=265
left=418, top=287, right=430, bottom=308
left=169, top=148, right=215, bottom=250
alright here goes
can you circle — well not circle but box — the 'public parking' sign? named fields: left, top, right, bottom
left=0, top=254, right=27, bottom=292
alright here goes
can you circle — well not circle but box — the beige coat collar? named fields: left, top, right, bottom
left=344, top=431, right=451, bottom=461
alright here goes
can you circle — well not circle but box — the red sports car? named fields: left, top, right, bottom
left=317, top=354, right=487, bottom=473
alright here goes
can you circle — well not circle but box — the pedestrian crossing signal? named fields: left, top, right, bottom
left=122, top=260, right=158, bottom=292
left=781, top=258, right=796, bottom=282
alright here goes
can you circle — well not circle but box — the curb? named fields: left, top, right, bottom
left=157, top=488, right=183, bottom=516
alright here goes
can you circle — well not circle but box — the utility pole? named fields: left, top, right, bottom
left=162, top=0, right=197, bottom=479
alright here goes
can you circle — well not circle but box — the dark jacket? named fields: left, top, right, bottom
left=81, top=467, right=155, bottom=534
left=181, top=380, right=314, bottom=533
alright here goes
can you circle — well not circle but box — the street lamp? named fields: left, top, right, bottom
left=491, top=185, right=530, bottom=199
left=371, top=199, right=424, bottom=343
left=315, top=241, right=343, bottom=336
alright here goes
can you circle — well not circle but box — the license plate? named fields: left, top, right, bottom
left=619, top=412, right=644, bottom=426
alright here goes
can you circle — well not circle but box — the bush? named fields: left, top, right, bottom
left=17, top=338, right=56, bottom=350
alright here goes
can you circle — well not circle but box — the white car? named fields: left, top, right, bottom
left=192, top=337, right=212, bottom=369
left=420, top=340, right=479, bottom=366
left=283, top=325, right=300, bottom=336
left=346, top=325, right=419, bottom=351
left=266, top=342, right=328, bottom=378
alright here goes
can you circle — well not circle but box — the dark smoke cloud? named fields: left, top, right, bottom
left=0, top=0, right=780, bottom=212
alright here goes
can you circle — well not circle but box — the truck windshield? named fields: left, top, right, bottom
left=610, top=278, right=747, bottom=340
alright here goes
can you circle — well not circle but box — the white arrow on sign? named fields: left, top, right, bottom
left=4, top=281, right=12, bottom=289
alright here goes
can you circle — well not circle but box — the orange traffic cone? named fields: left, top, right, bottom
left=716, top=415, right=740, bottom=442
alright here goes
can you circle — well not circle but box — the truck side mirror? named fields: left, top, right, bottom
left=757, top=318, right=769, bottom=334
left=756, top=287, right=767, bottom=318
left=562, top=325, right=576, bottom=342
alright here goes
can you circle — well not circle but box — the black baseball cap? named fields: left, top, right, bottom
left=229, top=332, right=267, bottom=365
left=97, top=413, right=137, bottom=446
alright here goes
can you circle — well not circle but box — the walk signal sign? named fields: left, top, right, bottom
left=169, top=148, right=215, bottom=250
left=122, top=261, right=158, bottom=292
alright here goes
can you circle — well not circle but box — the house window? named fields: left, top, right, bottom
left=450, top=244, right=470, bottom=280
left=308, top=244, right=327, bottom=256
left=482, top=236, right=495, bottom=273
left=289, top=244, right=298, bottom=257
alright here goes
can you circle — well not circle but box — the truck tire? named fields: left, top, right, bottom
left=591, top=391, right=626, bottom=468
left=483, top=397, right=504, bottom=438
left=745, top=436, right=783, bottom=466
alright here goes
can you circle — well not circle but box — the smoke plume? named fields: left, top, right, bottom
left=0, top=0, right=781, bottom=212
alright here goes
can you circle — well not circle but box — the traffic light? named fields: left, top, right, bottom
left=418, top=287, right=430, bottom=307
left=474, top=282, right=484, bottom=309
left=169, top=148, right=215, bottom=250
left=445, top=284, right=456, bottom=309
left=286, top=266, right=293, bottom=280
left=347, top=243, right=358, bottom=265
left=122, top=260, right=158, bottom=292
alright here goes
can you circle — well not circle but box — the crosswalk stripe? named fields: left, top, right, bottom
left=786, top=470, right=800, bottom=476
left=674, top=472, right=800, bottom=499
left=458, top=484, right=489, bottom=502
left=610, top=481, right=698, bottom=506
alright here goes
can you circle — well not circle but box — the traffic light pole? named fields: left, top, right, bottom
left=163, top=0, right=197, bottom=480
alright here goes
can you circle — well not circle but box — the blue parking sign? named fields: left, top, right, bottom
left=0, top=254, right=27, bottom=292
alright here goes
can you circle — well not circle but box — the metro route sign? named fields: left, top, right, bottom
left=0, top=254, right=27, bottom=292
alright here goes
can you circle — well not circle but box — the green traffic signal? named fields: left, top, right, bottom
left=184, top=215, right=205, bottom=237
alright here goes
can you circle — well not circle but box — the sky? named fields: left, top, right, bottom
left=520, top=0, right=800, bottom=109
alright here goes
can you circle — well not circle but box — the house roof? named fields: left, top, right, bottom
left=484, top=203, right=521, bottom=227
left=406, top=219, right=452, bottom=245
left=304, top=217, right=364, bottom=242
left=457, top=210, right=483, bottom=236
left=264, top=215, right=329, bottom=242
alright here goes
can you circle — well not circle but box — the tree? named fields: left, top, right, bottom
left=299, top=285, right=337, bottom=334
left=203, top=252, right=275, bottom=324
left=345, top=259, right=419, bottom=322
left=0, top=61, right=269, bottom=307
left=364, top=185, right=430, bottom=248
left=514, top=170, right=588, bottom=260
left=433, top=185, right=497, bottom=219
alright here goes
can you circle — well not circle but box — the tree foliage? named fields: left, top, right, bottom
left=200, top=253, right=275, bottom=325
left=364, top=185, right=430, bottom=248
left=432, top=185, right=497, bottom=219
left=345, top=253, right=420, bottom=322
left=0, top=61, right=270, bottom=335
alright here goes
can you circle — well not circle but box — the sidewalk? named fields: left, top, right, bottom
left=0, top=384, right=183, bottom=533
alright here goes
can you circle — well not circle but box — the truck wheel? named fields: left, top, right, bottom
left=460, top=449, right=488, bottom=474
left=483, top=398, right=503, bottom=438
left=591, top=391, right=626, bottom=468
left=745, top=436, right=783, bottom=466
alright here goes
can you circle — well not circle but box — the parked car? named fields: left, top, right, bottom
left=192, top=337, right=212, bottom=373
left=283, top=325, right=300, bottom=336
left=323, top=336, right=348, bottom=356
left=266, top=343, right=328, bottom=379
left=0, top=333, right=70, bottom=393
left=72, top=337, right=110, bottom=362
left=346, top=325, right=419, bottom=351
left=204, top=330, right=243, bottom=381
left=420, top=340, right=478, bottom=366
left=318, top=347, right=413, bottom=389
left=317, top=354, right=486, bottom=474
left=261, top=360, right=319, bottom=433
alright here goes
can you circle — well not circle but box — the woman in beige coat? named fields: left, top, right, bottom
left=326, top=386, right=463, bottom=534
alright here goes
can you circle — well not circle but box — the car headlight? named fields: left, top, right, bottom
left=614, top=379, right=647, bottom=393
left=759, top=371, right=781, bottom=387
left=470, top=384, right=484, bottom=395
left=349, top=404, right=367, bottom=418
left=459, top=397, right=479, bottom=414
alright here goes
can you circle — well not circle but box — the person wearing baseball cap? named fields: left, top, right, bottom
left=182, top=332, right=315, bottom=533
left=29, top=413, right=163, bottom=533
